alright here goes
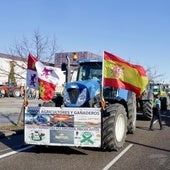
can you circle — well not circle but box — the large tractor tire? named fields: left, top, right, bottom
left=13, top=88, right=21, bottom=97
left=143, top=101, right=153, bottom=119
left=127, top=92, right=136, bottom=134
left=102, top=103, right=127, bottom=151
left=160, top=97, right=168, bottom=111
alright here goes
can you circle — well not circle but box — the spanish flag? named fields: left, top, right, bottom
left=103, top=51, right=148, bottom=98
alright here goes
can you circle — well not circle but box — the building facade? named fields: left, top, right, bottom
left=0, top=51, right=102, bottom=87
left=54, top=51, right=102, bottom=68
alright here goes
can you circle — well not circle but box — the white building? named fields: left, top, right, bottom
left=0, top=53, right=27, bottom=86
left=0, top=53, right=66, bottom=94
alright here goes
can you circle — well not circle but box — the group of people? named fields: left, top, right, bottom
left=20, top=86, right=38, bottom=99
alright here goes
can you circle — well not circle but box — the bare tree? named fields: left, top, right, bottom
left=146, top=66, right=165, bottom=83
left=5, top=30, right=61, bottom=125
left=10, top=30, right=60, bottom=63
left=0, top=30, right=61, bottom=84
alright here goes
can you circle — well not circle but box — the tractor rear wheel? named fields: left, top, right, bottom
left=13, top=88, right=21, bottom=97
left=143, top=101, right=153, bottom=119
left=160, top=97, right=168, bottom=111
left=127, top=92, right=136, bottom=134
left=102, top=103, right=127, bottom=151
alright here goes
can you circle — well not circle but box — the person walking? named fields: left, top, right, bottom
left=149, top=94, right=163, bottom=130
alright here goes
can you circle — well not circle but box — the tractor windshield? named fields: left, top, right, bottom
left=77, top=62, right=102, bottom=83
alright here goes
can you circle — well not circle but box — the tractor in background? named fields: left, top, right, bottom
left=152, top=83, right=170, bottom=111
left=137, top=81, right=153, bottom=119
left=137, top=81, right=170, bottom=119
left=0, top=82, right=21, bottom=98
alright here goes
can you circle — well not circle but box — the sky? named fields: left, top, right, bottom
left=0, top=0, right=170, bottom=83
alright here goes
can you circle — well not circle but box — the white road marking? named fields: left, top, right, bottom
left=0, top=145, right=34, bottom=159
left=0, top=144, right=24, bottom=153
left=0, top=144, right=133, bottom=168
left=102, top=144, right=134, bottom=170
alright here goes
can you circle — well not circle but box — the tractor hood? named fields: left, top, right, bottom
left=63, top=80, right=100, bottom=107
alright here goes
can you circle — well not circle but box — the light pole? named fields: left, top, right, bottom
left=66, top=55, right=71, bottom=83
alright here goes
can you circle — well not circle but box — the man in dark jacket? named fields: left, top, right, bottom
left=149, top=94, right=163, bottom=130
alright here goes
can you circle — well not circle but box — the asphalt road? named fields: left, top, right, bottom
left=0, top=97, right=169, bottom=170
left=0, top=97, right=43, bottom=125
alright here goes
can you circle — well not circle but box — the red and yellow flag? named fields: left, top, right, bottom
left=27, top=53, right=59, bottom=102
left=103, top=51, right=148, bottom=98
left=27, top=53, right=38, bottom=90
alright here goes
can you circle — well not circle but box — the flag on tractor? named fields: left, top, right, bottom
left=27, top=53, right=38, bottom=90
left=26, top=53, right=59, bottom=101
left=103, top=51, right=148, bottom=98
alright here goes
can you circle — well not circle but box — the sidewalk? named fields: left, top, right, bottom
left=0, top=108, right=24, bottom=139
left=0, top=98, right=43, bottom=138
left=0, top=128, right=24, bottom=138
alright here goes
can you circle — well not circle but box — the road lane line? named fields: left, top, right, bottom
left=103, top=144, right=134, bottom=170
left=0, top=145, right=34, bottom=159
left=0, top=144, right=24, bottom=153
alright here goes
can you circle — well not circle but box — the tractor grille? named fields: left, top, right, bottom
left=68, top=89, right=81, bottom=104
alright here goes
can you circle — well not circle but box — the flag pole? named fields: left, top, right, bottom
left=101, top=51, right=106, bottom=110
left=17, top=53, right=29, bottom=125
left=101, top=51, right=104, bottom=95
left=17, top=84, right=28, bottom=125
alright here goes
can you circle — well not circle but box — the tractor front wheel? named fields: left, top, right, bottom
left=102, top=103, right=127, bottom=151
left=127, top=92, right=136, bottom=134
left=0, top=89, right=5, bottom=98
left=13, top=88, right=21, bottom=97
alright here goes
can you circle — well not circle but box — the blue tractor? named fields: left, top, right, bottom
left=52, top=59, right=137, bottom=151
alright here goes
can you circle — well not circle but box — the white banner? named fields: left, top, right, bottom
left=24, top=107, right=101, bottom=147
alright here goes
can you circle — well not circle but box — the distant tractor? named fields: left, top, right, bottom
left=0, top=82, right=21, bottom=98
left=137, top=81, right=170, bottom=119
left=137, top=81, right=153, bottom=119
left=153, top=83, right=170, bottom=111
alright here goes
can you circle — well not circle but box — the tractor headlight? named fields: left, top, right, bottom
left=77, top=88, right=87, bottom=106
left=63, top=89, right=71, bottom=106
